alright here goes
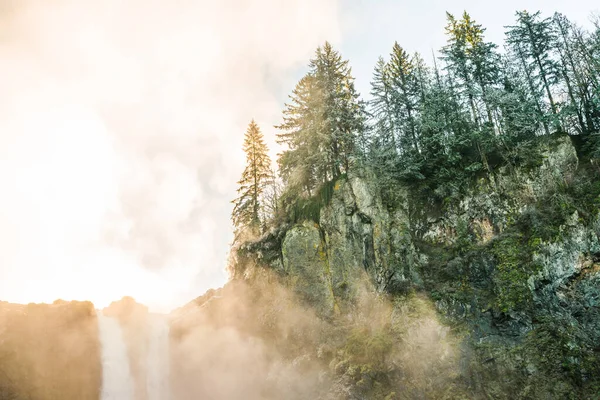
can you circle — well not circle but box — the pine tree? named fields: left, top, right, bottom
left=498, top=55, right=542, bottom=141
left=442, top=12, right=501, bottom=174
left=367, top=57, right=403, bottom=201
left=506, top=37, right=551, bottom=135
left=388, top=43, right=422, bottom=154
left=277, top=42, right=364, bottom=196
left=586, top=16, right=600, bottom=79
left=413, top=52, right=430, bottom=111
left=574, top=18, right=600, bottom=130
left=554, top=13, right=599, bottom=134
left=506, top=10, right=562, bottom=131
left=369, top=44, right=433, bottom=183
left=276, top=75, right=320, bottom=196
left=232, top=120, right=273, bottom=236
left=369, top=56, right=397, bottom=152
left=442, top=12, right=478, bottom=126
left=311, top=42, right=364, bottom=177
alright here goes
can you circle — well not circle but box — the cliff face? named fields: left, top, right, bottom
left=243, top=171, right=420, bottom=317
left=412, top=136, right=600, bottom=397
left=0, top=137, right=595, bottom=399
left=237, top=135, right=600, bottom=398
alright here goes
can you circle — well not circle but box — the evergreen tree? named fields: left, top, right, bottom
left=576, top=18, right=600, bottom=127
left=554, top=13, right=600, bottom=134
left=506, top=35, right=550, bottom=135
left=412, top=52, right=431, bottom=111
left=442, top=12, right=500, bottom=127
left=232, top=120, right=273, bottom=236
left=506, top=10, right=562, bottom=131
left=497, top=55, right=543, bottom=140
left=442, top=12, right=501, bottom=174
left=261, top=170, right=283, bottom=223
left=553, top=13, right=582, bottom=133
left=277, top=75, right=320, bottom=196
left=269, top=8, right=600, bottom=210
left=388, top=43, right=422, bottom=154
left=421, top=60, right=478, bottom=194
left=277, top=42, right=364, bottom=196
left=587, top=16, right=600, bottom=78
left=367, top=57, right=402, bottom=201
left=369, top=56, right=397, bottom=152
left=311, top=42, right=365, bottom=177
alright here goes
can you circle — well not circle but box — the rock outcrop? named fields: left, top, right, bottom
left=0, top=137, right=597, bottom=399
left=235, top=135, right=600, bottom=398
left=241, top=170, right=420, bottom=316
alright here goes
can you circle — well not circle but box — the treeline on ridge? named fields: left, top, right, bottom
left=231, top=9, right=600, bottom=243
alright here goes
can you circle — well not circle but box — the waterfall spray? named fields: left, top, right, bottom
left=146, top=315, right=171, bottom=400
left=97, top=314, right=135, bottom=400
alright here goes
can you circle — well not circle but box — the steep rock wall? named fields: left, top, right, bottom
left=247, top=171, right=421, bottom=316
left=240, top=136, right=600, bottom=397
left=413, top=136, right=600, bottom=397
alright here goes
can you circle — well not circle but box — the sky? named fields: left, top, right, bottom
left=0, top=0, right=597, bottom=312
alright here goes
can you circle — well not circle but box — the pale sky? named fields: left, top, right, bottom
left=0, top=0, right=596, bottom=312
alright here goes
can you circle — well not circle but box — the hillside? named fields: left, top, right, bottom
left=207, top=134, right=599, bottom=399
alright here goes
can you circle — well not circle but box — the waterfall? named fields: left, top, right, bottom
left=97, top=314, right=135, bottom=400
left=146, top=315, right=171, bottom=400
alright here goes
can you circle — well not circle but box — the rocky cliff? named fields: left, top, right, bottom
left=0, top=135, right=597, bottom=399
left=409, top=136, right=600, bottom=398
left=231, top=135, right=600, bottom=398
left=238, top=169, right=420, bottom=315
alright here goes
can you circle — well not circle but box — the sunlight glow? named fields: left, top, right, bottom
left=0, top=0, right=339, bottom=311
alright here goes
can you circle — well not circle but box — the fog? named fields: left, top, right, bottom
left=0, top=0, right=595, bottom=312
left=167, top=272, right=461, bottom=399
left=0, top=273, right=462, bottom=399
left=0, top=0, right=340, bottom=311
